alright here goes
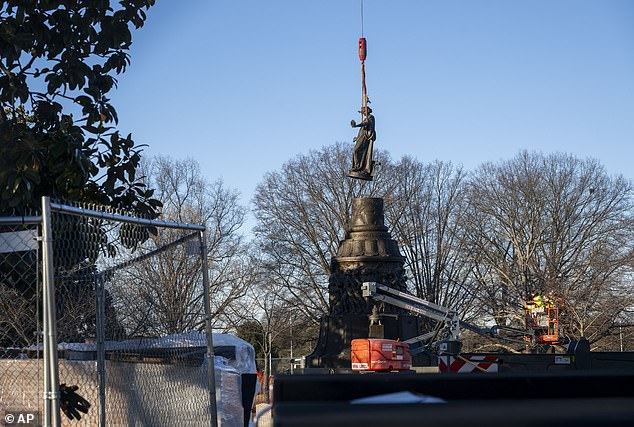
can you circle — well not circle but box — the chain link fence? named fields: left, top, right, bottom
left=0, top=215, right=43, bottom=418
left=256, top=357, right=301, bottom=376
left=1, top=199, right=226, bottom=426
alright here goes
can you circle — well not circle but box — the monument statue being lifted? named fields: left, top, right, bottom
left=348, top=105, right=376, bottom=181
left=348, top=36, right=377, bottom=181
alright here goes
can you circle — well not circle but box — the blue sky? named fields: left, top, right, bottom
left=110, top=0, right=634, bottom=211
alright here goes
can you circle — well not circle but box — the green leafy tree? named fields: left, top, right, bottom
left=0, top=0, right=159, bottom=215
left=0, top=0, right=158, bottom=347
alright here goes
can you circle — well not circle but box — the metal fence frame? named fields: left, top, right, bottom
left=1, top=197, right=219, bottom=427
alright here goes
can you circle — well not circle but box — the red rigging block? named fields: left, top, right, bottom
left=358, top=37, right=367, bottom=61
left=351, top=339, right=411, bottom=372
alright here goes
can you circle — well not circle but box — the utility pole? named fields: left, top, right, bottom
left=290, top=320, right=294, bottom=374
left=268, top=331, right=272, bottom=376
left=620, top=326, right=624, bottom=352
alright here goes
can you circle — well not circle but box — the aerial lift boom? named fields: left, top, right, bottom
left=361, top=282, right=532, bottom=355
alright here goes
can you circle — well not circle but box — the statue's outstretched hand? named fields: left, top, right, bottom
left=351, top=120, right=357, bottom=127
left=60, top=383, right=91, bottom=420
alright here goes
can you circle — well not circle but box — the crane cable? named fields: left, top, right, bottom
left=359, top=0, right=368, bottom=115
left=361, top=0, right=364, bottom=38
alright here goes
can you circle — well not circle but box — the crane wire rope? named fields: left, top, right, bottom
left=360, top=0, right=364, bottom=38
left=359, top=0, right=367, bottom=115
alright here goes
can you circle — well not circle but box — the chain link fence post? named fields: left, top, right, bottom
left=199, top=230, right=218, bottom=427
left=95, top=273, right=107, bottom=427
left=41, top=197, right=61, bottom=427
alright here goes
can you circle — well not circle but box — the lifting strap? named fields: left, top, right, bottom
left=360, top=43, right=368, bottom=111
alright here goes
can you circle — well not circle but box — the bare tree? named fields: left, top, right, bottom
left=253, top=145, right=483, bottom=329
left=253, top=145, right=634, bottom=350
left=110, top=156, right=251, bottom=335
left=0, top=281, right=37, bottom=346
left=252, top=143, right=391, bottom=322
left=228, top=275, right=296, bottom=403
left=385, top=158, right=480, bottom=321
left=464, top=151, right=634, bottom=345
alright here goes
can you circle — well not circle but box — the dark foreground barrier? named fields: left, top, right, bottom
left=273, top=371, right=634, bottom=426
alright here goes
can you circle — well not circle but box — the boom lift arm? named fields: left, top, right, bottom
left=362, top=282, right=532, bottom=355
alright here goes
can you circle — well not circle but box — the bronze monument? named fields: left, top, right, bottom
left=347, top=106, right=376, bottom=181
left=306, top=197, right=420, bottom=368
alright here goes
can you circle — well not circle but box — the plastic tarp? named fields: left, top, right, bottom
left=211, top=333, right=257, bottom=375
left=38, top=331, right=257, bottom=373
left=213, top=356, right=244, bottom=427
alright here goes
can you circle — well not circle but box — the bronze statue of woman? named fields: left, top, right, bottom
left=348, top=105, right=376, bottom=181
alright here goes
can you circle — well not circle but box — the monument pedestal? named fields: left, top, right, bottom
left=306, top=197, right=421, bottom=369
